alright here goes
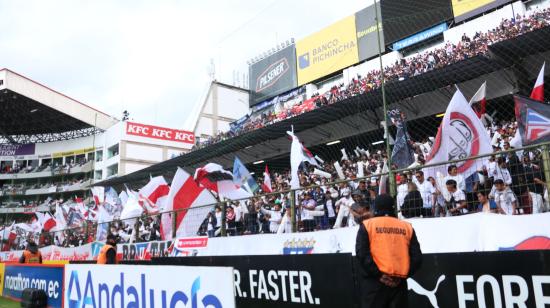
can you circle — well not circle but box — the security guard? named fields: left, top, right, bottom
left=19, top=240, right=42, bottom=264
left=356, top=194, right=422, bottom=308
left=97, top=234, right=117, bottom=264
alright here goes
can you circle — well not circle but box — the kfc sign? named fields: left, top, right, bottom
left=126, top=122, right=195, bottom=144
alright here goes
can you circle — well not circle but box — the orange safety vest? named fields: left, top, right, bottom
left=363, top=216, right=413, bottom=278
left=97, top=244, right=116, bottom=264
left=23, top=250, right=42, bottom=264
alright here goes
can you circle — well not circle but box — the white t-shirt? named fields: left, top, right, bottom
left=414, top=179, right=436, bottom=208
left=444, top=189, right=468, bottom=214
left=491, top=187, right=517, bottom=215
left=326, top=199, right=336, bottom=218
left=445, top=174, right=465, bottom=192
left=396, top=184, right=408, bottom=209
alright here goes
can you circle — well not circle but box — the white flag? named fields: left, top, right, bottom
left=425, top=89, right=492, bottom=179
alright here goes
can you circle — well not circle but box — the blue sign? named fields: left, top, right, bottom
left=392, top=23, right=448, bottom=51
left=4, top=265, right=64, bottom=308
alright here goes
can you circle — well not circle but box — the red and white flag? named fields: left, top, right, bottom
left=262, top=165, right=272, bottom=193
left=162, top=168, right=217, bottom=240
left=425, top=89, right=492, bottom=179
left=139, top=176, right=170, bottom=210
left=35, top=212, right=56, bottom=232
left=531, top=62, right=545, bottom=102
left=194, top=163, right=252, bottom=200
left=91, top=186, right=105, bottom=206
left=288, top=131, right=319, bottom=189
left=139, top=176, right=170, bottom=204
left=469, top=81, right=487, bottom=118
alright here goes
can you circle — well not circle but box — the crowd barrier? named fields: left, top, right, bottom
left=1, top=213, right=550, bottom=263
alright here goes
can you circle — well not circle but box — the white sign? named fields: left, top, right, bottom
left=64, top=264, right=235, bottom=308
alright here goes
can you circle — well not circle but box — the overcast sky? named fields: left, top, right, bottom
left=0, top=0, right=367, bottom=129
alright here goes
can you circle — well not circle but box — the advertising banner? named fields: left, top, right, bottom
left=118, top=240, right=173, bottom=261
left=156, top=251, right=550, bottom=308
left=64, top=264, right=236, bottom=308
left=3, top=264, right=64, bottom=307
left=249, top=45, right=298, bottom=106
left=381, top=0, right=453, bottom=44
left=156, top=254, right=357, bottom=308
left=355, top=4, right=384, bottom=61
left=407, top=250, right=550, bottom=307
left=52, top=147, right=94, bottom=159
left=452, top=0, right=512, bottom=22
left=0, top=144, right=35, bottom=156
left=392, top=22, right=448, bottom=51
left=296, top=15, right=359, bottom=85
left=125, top=122, right=195, bottom=145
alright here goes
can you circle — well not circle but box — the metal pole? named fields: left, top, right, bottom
left=290, top=191, right=297, bottom=233
left=171, top=211, right=177, bottom=239
left=374, top=0, right=396, bottom=198
left=541, top=145, right=550, bottom=199
left=220, top=200, right=227, bottom=237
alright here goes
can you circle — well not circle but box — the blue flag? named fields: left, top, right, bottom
left=233, top=157, right=259, bottom=193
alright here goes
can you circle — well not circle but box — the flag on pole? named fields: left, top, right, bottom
left=195, top=163, right=252, bottom=200
left=425, top=89, right=492, bottom=179
left=35, top=212, right=56, bottom=232
left=96, top=206, right=113, bottom=241
left=91, top=186, right=105, bottom=206
left=515, top=95, right=550, bottom=145
left=531, top=62, right=545, bottom=102
left=262, top=165, right=273, bottom=193
left=388, top=108, right=415, bottom=168
left=139, top=176, right=170, bottom=205
left=288, top=131, right=318, bottom=189
left=469, top=81, right=487, bottom=118
left=233, top=157, right=259, bottom=193
left=162, top=168, right=218, bottom=240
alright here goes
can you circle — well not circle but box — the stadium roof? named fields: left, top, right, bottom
left=96, top=27, right=550, bottom=188
left=0, top=69, right=118, bottom=144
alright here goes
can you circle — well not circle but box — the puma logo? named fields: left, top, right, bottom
left=407, top=275, right=446, bottom=308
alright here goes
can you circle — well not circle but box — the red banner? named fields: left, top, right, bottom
left=126, top=122, right=195, bottom=144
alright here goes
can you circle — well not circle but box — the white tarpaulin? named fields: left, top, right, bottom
left=1, top=213, right=549, bottom=261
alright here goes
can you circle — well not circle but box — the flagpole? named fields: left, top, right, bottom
left=374, top=0, right=396, bottom=199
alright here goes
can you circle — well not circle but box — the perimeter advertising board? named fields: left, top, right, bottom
left=155, top=254, right=357, bottom=308
left=3, top=264, right=64, bottom=307
left=64, top=264, right=236, bottom=308
left=296, top=15, right=358, bottom=85
left=452, top=0, right=512, bottom=22
left=249, top=45, right=298, bottom=107
left=355, top=4, right=384, bottom=61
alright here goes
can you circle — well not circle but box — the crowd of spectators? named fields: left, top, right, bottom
left=193, top=8, right=550, bottom=150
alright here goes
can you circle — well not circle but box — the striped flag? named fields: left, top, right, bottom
left=531, top=62, right=545, bottom=102
left=161, top=168, right=217, bottom=240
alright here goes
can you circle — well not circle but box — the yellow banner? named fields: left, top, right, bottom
left=296, top=15, right=359, bottom=85
left=52, top=147, right=95, bottom=158
left=0, top=263, right=5, bottom=296
left=452, top=0, right=494, bottom=18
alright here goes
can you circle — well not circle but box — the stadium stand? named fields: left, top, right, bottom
left=1, top=1, right=550, bottom=252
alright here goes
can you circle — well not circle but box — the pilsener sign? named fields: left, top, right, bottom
left=126, top=122, right=195, bottom=145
